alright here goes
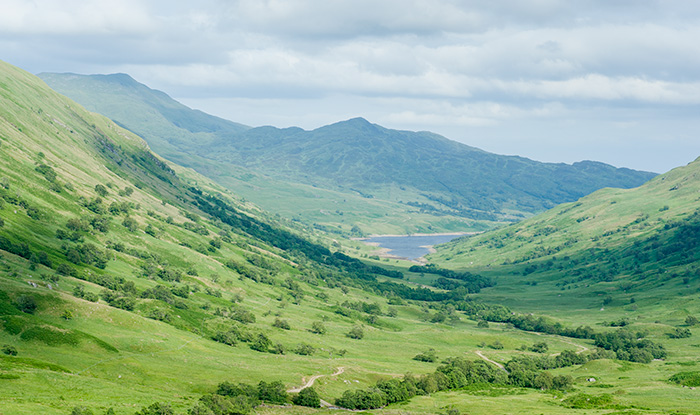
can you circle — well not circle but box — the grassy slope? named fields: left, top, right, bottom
left=0, top=61, right=698, bottom=415
left=39, top=73, right=656, bottom=235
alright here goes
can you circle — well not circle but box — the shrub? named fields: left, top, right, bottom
left=310, top=321, right=327, bottom=334
left=2, top=344, right=18, bottom=356
left=476, top=320, right=489, bottom=328
left=530, top=342, right=549, bottom=353
left=293, top=387, right=321, bottom=408
left=70, top=407, right=94, bottom=415
left=669, top=371, right=700, bottom=387
left=347, top=325, right=364, bottom=339
left=94, top=184, right=108, bottom=197
left=122, top=216, right=138, bottom=232
left=686, top=315, right=699, bottom=326
left=134, top=402, right=174, bottom=415
left=294, top=343, right=315, bottom=356
left=15, top=295, right=37, bottom=314
left=668, top=327, right=692, bottom=339
left=249, top=333, right=272, bottom=353
left=272, top=318, right=290, bottom=330
left=413, top=348, right=438, bottom=363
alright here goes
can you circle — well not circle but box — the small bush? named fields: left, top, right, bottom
left=413, top=348, right=438, bottom=362
left=15, top=295, right=37, bottom=314
left=272, top=318, right=290, bottom=330
left=70, top=406, right=94, bottom=415
left=347, top=325, right=364, bottom=339
left=294, top=343, right=315, bottom=356
left=2, top=344, right=18, bottom=356
left=310, top=321, right=327, bottom=334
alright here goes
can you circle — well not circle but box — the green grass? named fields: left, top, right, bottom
left=1, top=60, right=700, bottom=415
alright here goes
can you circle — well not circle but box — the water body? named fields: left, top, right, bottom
left=362, top=234, right=467, bottom=260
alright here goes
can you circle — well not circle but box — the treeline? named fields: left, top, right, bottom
left=454, top=300, right=666, bottom=363
left=409, top=263, right=493, bottom=293
left=335, top=356, right=573, bottom=410
left=72, top=380, right=320, bottom=415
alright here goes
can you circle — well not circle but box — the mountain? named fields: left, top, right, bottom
left=39, top=72, right=657, bottom=234
left=3, top=60, right=699, bottom=415
left=429, top=155, right=700, bottom=312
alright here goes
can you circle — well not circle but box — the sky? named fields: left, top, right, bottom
left=2, top=0, right=700, bottom=173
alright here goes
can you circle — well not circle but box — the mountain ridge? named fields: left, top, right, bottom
left=39, top=72, right=657, bottom=234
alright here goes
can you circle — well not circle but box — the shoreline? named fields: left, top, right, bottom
left=353, top=231, right=476, bottom=240
left=355, top=232, right=476, bottom=263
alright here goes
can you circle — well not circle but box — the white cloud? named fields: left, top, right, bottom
left=0, top=0, right=155, bottom=35
left=3, top=0, right=700, bottom=172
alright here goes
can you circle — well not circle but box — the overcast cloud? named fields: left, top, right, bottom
left=2, top=0, right=699, bottom=172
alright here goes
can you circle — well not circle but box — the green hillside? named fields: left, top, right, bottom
left=430, top=156, right=700, bottom=313
left=3, top=61, right=700, bottom=415
left=39, top=73, right=656, bottom=235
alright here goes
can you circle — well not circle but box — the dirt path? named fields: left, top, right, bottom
left=474, top=350, right=508, bottom=373
left=287, top=367, right=345, bottom=393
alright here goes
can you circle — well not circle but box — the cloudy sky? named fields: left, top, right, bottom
left=2, top=0, right=700, bottom=173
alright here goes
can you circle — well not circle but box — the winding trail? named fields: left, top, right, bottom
left=474, top=350, right=508, bottom=373
left=287, top=367, right=345, bottom=393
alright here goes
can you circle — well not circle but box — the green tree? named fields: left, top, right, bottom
left=135, top=402, right=173, bottom=415
left=94, top=184, right=108, bottom=197
left=257, top=380, right=288, bottom=404
left=686, top=315, right=699, bottom=326
left=249, top=333, right=272, bottom=353
left=292, top=387, right=321, bottom=408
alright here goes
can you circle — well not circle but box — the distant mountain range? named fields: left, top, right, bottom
left=39, top=72, right=657, bottom=234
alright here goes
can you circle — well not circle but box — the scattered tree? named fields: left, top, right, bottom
left=292, top=387, right=320, bottom=408
left=347, top=325, right=364, bottom=339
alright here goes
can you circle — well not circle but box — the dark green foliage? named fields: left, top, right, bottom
left=310, top=321, right=326, bottom=334
left=216, top=381, right=259, bottom=400
left=410, top=264, right=493, bottom=293
left=134, top=402, right=174, bottom=415
left=272, top=318, right=290, bottom=330
left=122, top=216, right=138, bottom=232
left=530, top=342, right=548, bottom=353
left=669, top=371, right=700, bottom=387
left=292, top=387, right=320, bottom=408
left=0, top=235, right=33, bottom=260
left=347, top=325, right=364, bottom=339
left=15, top=295, right=37, bottom=314
left=249, top=333, right=272, bottom=352
left=62, top=243, right=108, bottom=269
left=35, top=163, right=57, bottom=182
left=413, top=348, right=438, bottom=362
left=668, top=327, right=692, bottom=339
left=2, top=344, right=17, bottom=355
left=562, top=393, right=613, bottom=409
left=293, top=343, right=315, bottom=356
left=94, top=184, right=108, bottom=197
left=191, top=393, right=256, bottom=415
left=593, top=329, right=666, bottom=362
left=257, top=380, right=287, bottom=404
left=335, top=388, right=387, bottom=410
left=686, top=315, right=699, bottom=326
left=70, top=406, right=94, bottom=415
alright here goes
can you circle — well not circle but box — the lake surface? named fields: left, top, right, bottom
left=363, top=234, right=466, bottom=260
